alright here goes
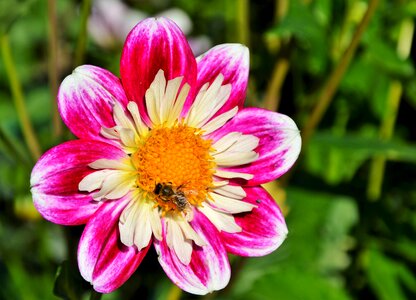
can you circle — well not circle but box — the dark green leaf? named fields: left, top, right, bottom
left=53, top=260, right=87, bottom=300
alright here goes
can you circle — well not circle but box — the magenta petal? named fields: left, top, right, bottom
left=78, top=197, right=150, bottom=293
left=30, top=140, right=125, bottom=225
left=120, top=17, right=197, bottom=122
left=194, top=44, right=249, bottom=116
left=58, top=65, right=128, bottom=141
left=220, top=187, right=287, bottom=256
left=154, top=213, right=230, bottom=295
left=210, top=107, right=301, bottom=185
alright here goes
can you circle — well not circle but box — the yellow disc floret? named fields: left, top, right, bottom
left=132, top=123, right=215, bottom=214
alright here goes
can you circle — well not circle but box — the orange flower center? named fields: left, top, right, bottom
left=132, top=124, right=215, bottom=213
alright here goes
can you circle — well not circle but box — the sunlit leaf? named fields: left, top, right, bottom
left=366, top=247, right=414, bottom=300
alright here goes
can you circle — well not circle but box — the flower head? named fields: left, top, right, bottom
left=31, top=18, right=301, bottom=295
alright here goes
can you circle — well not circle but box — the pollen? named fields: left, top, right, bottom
left=132, top=124, right=215, bottom=212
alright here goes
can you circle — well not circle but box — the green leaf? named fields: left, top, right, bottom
left=364, top=40, right=414, bottom=78
left=311, top=132, right=416, bottom=163
left=230, top=189, right=357, bottom=299
left=394, top=239, right=416, bottom=263
left=267, top=0, right=328, bottom=75
left=319, top=198, right=358, bottom=271
left=0, top=0, right=37, bottom=34
left=241, top=268, right=351, bottom=300
left=306, top=129, right=375, bottom=184
left=53, top=260, right=87, bottom=300
left=366, top=248, right=413, bottom=300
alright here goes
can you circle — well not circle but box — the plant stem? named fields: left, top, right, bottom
left=0, top=125, right=31, bottom=167
left=74, top=0, right=91, bottom=67
left=47, top=0, right=62, bottom=138
left=367, top=18, right=414, bottom=200
left=264, top=0, right=290, bottom=112
left=301, top=0, right=379, bottom=148
left=275, top=0, right=289, bottom=21
left=264, top=57, right=290, bottom=112
left=236, top=0, right=249, bottom=46
left=1, top=34, right=41, bottom=161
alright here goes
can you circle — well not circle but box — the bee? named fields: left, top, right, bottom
left=154, top=182, right=189, bottom=211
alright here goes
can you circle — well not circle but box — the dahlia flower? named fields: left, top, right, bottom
left=31, top=17, right=301, bottom=295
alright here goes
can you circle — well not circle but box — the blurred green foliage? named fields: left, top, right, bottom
left=1, top=0, right=416, bottom=299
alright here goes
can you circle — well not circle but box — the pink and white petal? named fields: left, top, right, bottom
left=220, top=186, right=288, bottom=257
left=78, top=196, right=150, bottom=293
left=195, top=44, right=249, bottom=118
left=58, top=65, right=128, bottom=141
left=120, top=17, right=197, bottom=123
left=210, top=108, right=301, bottom=185
left=30, top=140, right=125, bottom=225
left=154, top=212, right=230, bottom=295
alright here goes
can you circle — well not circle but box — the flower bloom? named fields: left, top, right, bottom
left=31, top=18, right=301, bottom=295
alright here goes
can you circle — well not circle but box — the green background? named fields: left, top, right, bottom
left=1, top=0, right=416, bottom=299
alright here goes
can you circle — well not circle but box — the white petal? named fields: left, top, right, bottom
left=165, top=219, right=174, bottom=249
left=145, top=70, right=166, bottom=126
left=214, top=151, right=258, bottom=166
left=161, top=76, right=182, bottom=121
left=172, top=222, right=193, bottom=265
left=227, top=134, right=259, bottom=152
left=215, top=169, right=254, bottom=180
left=118, top=128, right=137, bottom=148
left=212, top=180, right=229, bottom=187
left=193, top=85, right=232, bottom=128
left=212, top=132, right=259, bottom=155
left=208, top=192, right=256, bottom=214
left=100, top=127, right=120, bottom=140
left=198, top=205, right=241, bottom=233
left=133, top=203, right=153, bottom=250
left=212, top=132, right=242, bottom=154
left=200, top=106, right=238, bottom=135
left=89, top=158, right=134, bottom=170
left=127, top=101, right=149, bottom=137
left=165, top=218, right=192, bottom=265
left=167, top=84, right=190, bottom=126
left=150, top=205, right=162, bottom=240
left=145, top=88, right=159, bottom=126
left=119, top=200, right=140, bottom=247
left=113, top=101, right=136, bottom=131
left=213, top=184, right=246, bottom=199
left=186, top=74, right=233, bottom=127
left=119, top=198, right=154, bottom=250
left=78, top=169, right=112, bottom=192
left=92, top=171, right=133, bottom=200
left=177, top=218, right=206, bottom=247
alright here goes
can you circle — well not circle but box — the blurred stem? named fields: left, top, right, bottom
left=47, top=0, right=62, bottom=138
left=1, top=34, right=41, bottom=161
left=264, top=0, right=290, bottom=112
left=326, top=101, right=349, bottom=183
left=0, top=125, right=31, bottom=167
left=166, top=283, right=182, bottom=300
left=367, top=18, right=414, bottom=201
left=236, top=0, right=249, bottom=46
left=275, top=0, right=289, bottom=21
left=89, top=290, right=102, bottom=300
left=74, top=0, right=91, bottom=67
left=301, top=0, right=379, bottom=148
left=264, top=57, right=290, bottom=111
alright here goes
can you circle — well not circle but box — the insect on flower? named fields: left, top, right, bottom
left=154, top=182, right=192, bottom=213
left=30, top=17, right=301, bottom=295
